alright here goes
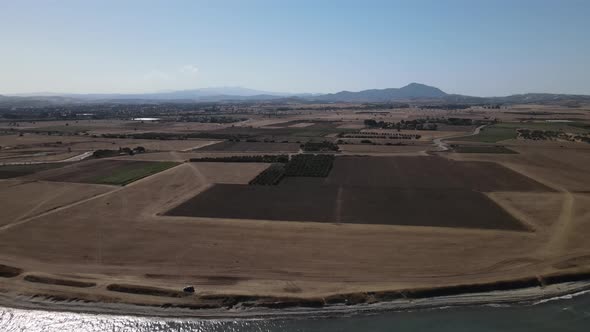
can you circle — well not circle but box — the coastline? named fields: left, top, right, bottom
left=1, top=279, right=590, bottom=320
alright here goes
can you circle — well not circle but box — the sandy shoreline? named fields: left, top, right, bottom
left=1, top=280, right=590, bottom=320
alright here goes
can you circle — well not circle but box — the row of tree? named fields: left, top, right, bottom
left=102, top=132, right=248, bottom=141
left=284, top=154, right=335, bottom=177
left=364, top=119, right=438, bottom=131
left=343, top=132, right=421, bottom=140
left=249, top=164, right=286, bottom=185
left=301, top=141, right=339, bottom=152
left=92, top=146, right=146, bottom=158
left=190, top=155, right=289, bottom=163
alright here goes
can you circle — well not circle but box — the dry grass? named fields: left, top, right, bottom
left=107, top=284, right=187, bottom=298
left=0, top=264, right=22, bottom=278
left=0, top=106, right=589, bottom=309
left=24, top=274, right=96, bottom=288
left=0, top=157, right=588, bottom=303
left=0, top=180, right=113, bottom=227
left=338, top=144, right=428, bottom=154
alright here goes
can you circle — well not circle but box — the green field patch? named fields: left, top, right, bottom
left=90, top=161, right=178, bottom=186
left=452, top=145, right=517, bottom=154
left=453, top=125, right=517, bottom=143
left=249, top=164, right=285, bottom=185
left=167, top=156, right=547, bottom=231
left=453, top=121, right=590, bottom=143
left=498, top=121, right=590, bottom=134
left=213, top=122, right=355, bottom=138
left=0, top=163, right=70, bottom=179
left=27, top=125, right=93, bottom=134
left=190, top=155, right=289, bottom=163
left=284, top=154, right=335, bottom=177
left=248, top=154, right=336, bottom=186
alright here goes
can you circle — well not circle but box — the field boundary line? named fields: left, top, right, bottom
left=334, top=185, right=343, bottom=223
left=0, top=186, right=121, bottom=233
left=149, top=161, right=212, bottom=217
left=434, top=125, right=487, bottom=151
left=159, top=214, right=539, bottom=236
left=542, top=190, right=575, bottom=257
left=485, top=192, right=538, bottom=232
left=13, top=184, right=71, bottom=223
left=180, top=140, right=223, bottom=152
left=498, top=162, right=564, bottom=193
left=0, top=151, right=93, bottom=166
left=494, top=163, right=578, bottom=259
left=153, top=184, right=214, bottom=218
left=0, top=163, right=185, bottom=233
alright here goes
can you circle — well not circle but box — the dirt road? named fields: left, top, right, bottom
left=434, top=125, right=486, bottom=151
left=0, top=151, right=93, bottom=166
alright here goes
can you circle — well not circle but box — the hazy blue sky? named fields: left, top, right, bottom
left=1, top=0, right=589, bottom=96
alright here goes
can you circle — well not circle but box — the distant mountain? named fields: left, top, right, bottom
left=489, top=93, right=590, bottom=104
left=3, top=84, right=590, bottom=107
left=313, top=83, right=447, bottom=102
left=0, top=95, right=81, bottom=107
left=55, top=87, right=292, bottom=101
left=1, top=87, right=319, bottom=106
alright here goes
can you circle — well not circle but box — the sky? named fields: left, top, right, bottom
left=0, top=0, right=589, bottom=96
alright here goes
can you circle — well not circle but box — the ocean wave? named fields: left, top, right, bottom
left=532, top=289, right=590, bottom=305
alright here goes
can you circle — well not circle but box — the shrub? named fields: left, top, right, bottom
left=190, top=155, right=289, bottom=163
left=284, top=154, right=335, bottom=177
left=302, top=141, right=339, bottom=152
left=249, top=164, right=286, bottom=185
left=92, top=149, right=120, bottom=158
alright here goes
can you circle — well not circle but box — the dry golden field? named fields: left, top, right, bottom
left=1, top=104, right=590, bottom=310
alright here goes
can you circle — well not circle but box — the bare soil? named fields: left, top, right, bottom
left=0, top=163, right=70, bottom=179
left=167, top=183, right=527, bottom=230
left=23, top=275, right=96, bottom=288
left=196, top=141, right=301, bottom=152
left=325, top=156, right=553, bottom=192
left=25, top=159, right=175, bottom=185
left=0, top=105, right=589, bottom=312
left=166, top=156, right=546, bottom=231
left=0, top=179, right=114, bottom=226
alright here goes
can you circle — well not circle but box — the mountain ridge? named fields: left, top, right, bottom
left=312, top=83, right=447, bottom=102
left=2, top=83, right=590, bottom=106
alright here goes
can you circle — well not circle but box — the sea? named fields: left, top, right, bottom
left=1, top=292, right=589, bottom=332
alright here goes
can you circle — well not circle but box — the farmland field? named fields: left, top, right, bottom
left=27, top=159, right=179, bottom=185
left=338, top=143, right=428, bottom=154
left=89, top=161, right=178, bottom=185
left=0, top=180, right=114, bottom=226
left=167, top=183, right=338, bottom=222
left=451, top=145, right=517, bottom=154
left=265, top=120, right=317, bottom=128
left=166, top=183, right=526, bottom=230
left=249, top=164, right=285, bottom=185
left=498, top=121, right=590, bottom=133
left=452, top=121, right=590, bottom=143
left=166, top=156, right=547, bottom=230
left=195, top=141, right=300, bottom=152
left=0, top=162, right=70, bottom=179
left=1, top=102, right=590, bottom=313
left=452, top=125, right=518, bottom=143
left=284, top=154, right=335, bottom=177
left=324, top=156, right=552, bottom=192
left=213, top=121, right=354, bottom=138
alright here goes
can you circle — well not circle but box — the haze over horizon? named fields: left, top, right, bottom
left=1, top=0, right=589, bottom=96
